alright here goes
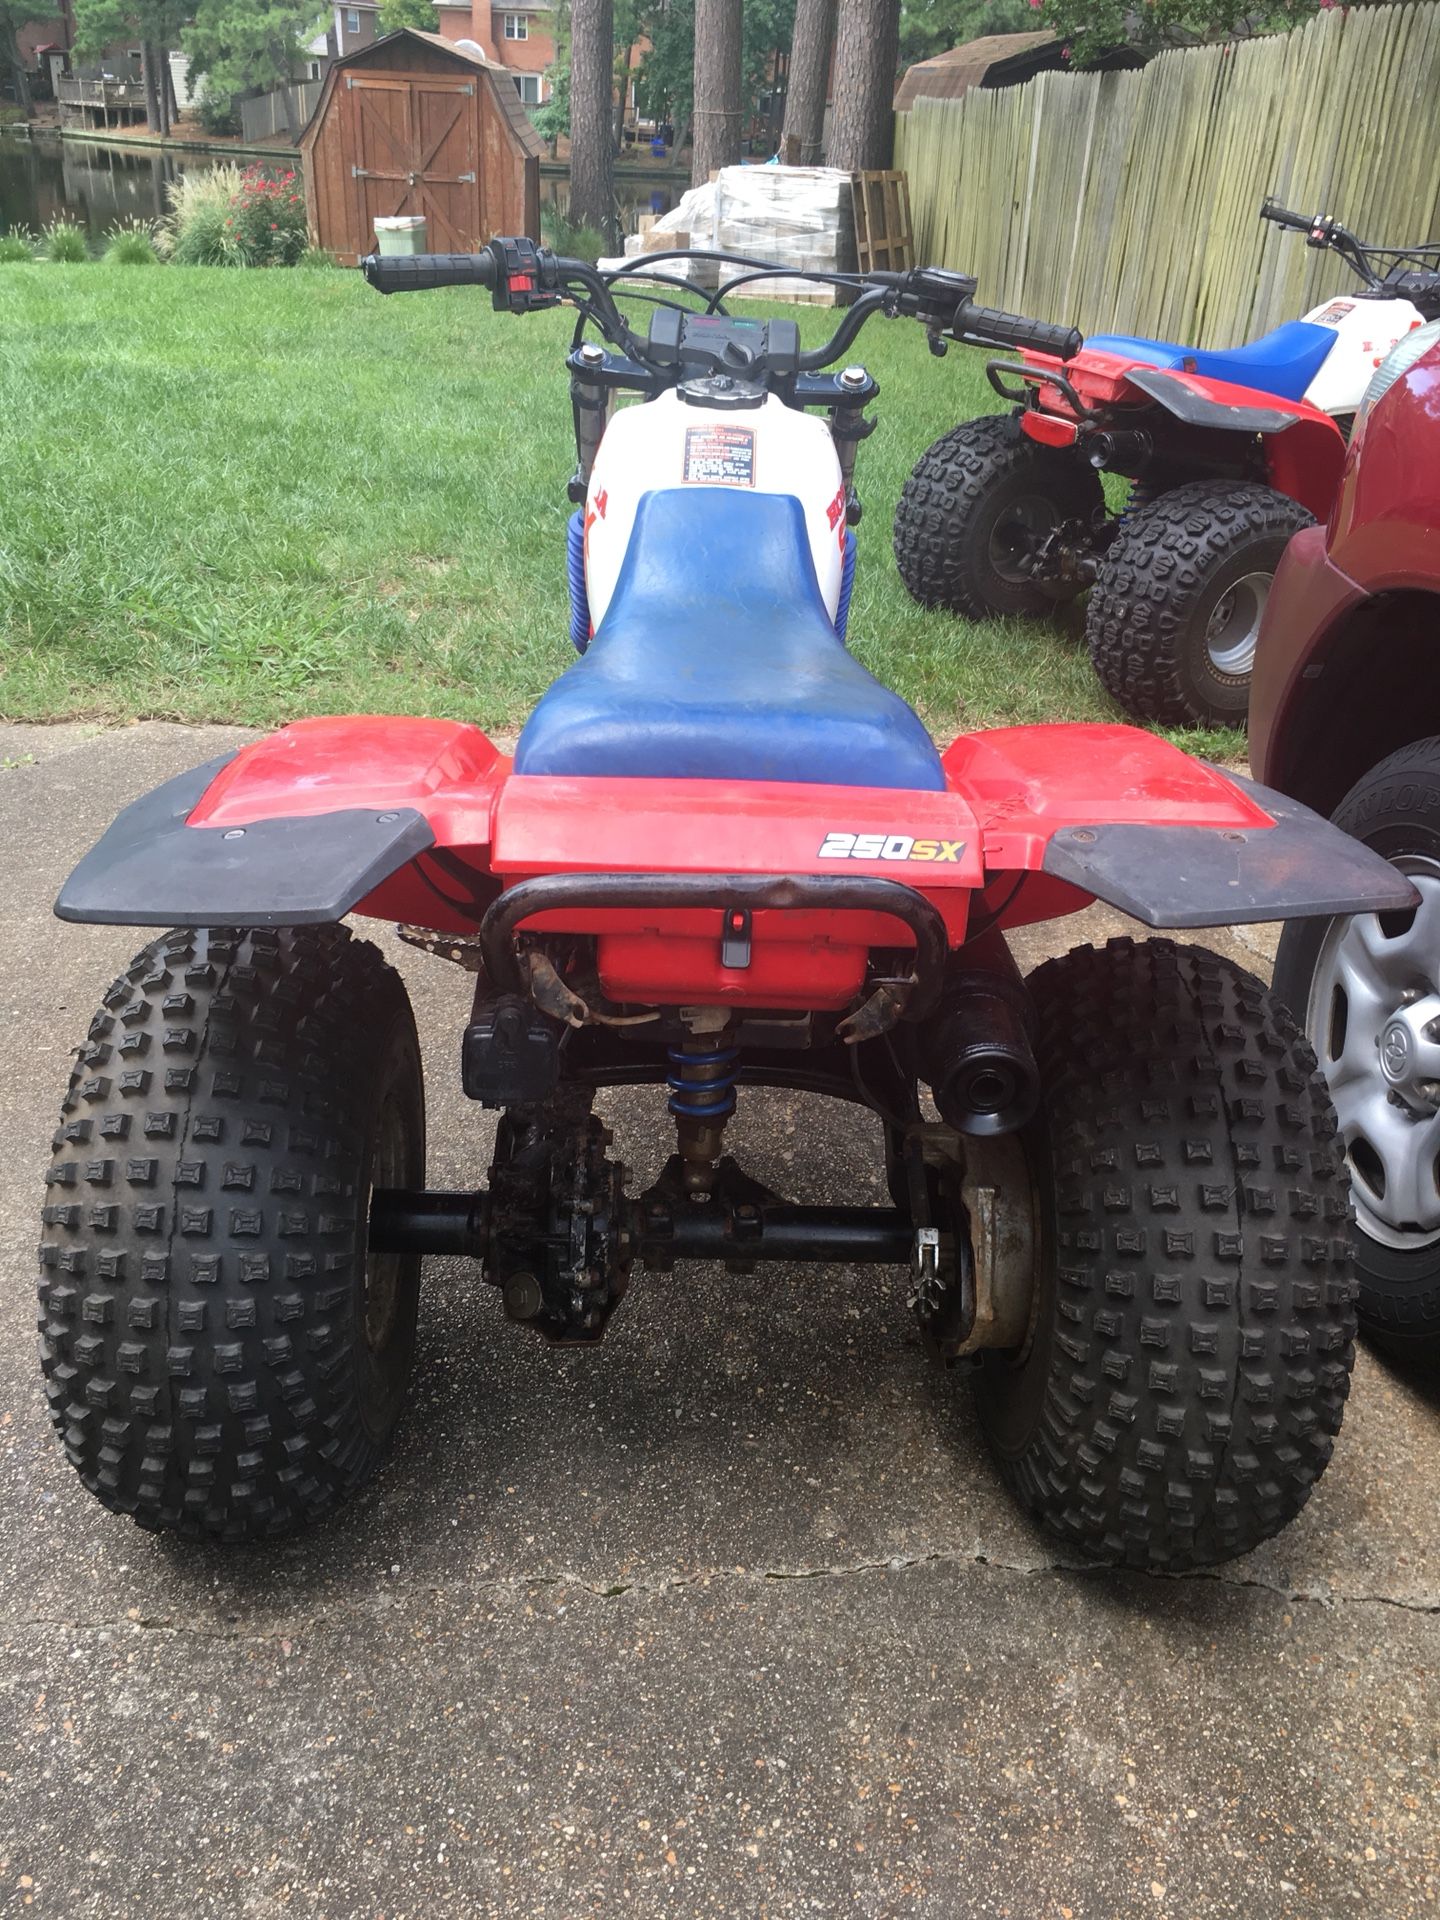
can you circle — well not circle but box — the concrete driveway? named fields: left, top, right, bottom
left=2, top=721, right=1437, bottom=1919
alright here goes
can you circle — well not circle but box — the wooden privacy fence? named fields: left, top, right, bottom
left=239, top=82, right=323, bottom=146
left=894, top=3, right=1440, bottom=346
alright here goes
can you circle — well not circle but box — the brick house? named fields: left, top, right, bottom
left=434, top=0, right=555, bottom=107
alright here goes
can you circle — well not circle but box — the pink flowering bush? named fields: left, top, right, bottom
left=158, top=164, right=310, bottom=268
left=223, top=167, right=308, bottom=267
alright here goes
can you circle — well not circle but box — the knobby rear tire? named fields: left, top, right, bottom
left=38, top=924, right=425, bottom=1542
left=974, top=937, right=1356, bottom=1571
left=1086, top=480, right=1314, bottom=728
left=893, top=413, right=1104, bottom=618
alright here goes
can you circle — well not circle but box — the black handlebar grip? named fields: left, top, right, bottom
left=1259, top=199, right=1312, bottom=233
left=361, top=250, right=496, bottom=294
left=954, top=301, right=1083, bottom=361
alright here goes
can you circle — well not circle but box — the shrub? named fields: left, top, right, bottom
left=157, top=165, right=243, bottom=264
left=42, top=221, right=90, bottom=263
left=0, top=229, right=36, bottom=263
left=159, top=164, right=309, bottom=267
left=223, top=167, right=308, bottom=267
left=539, top=205, right=608, bottom=265
left=196, top=92, right=240, bottom=136
left=104, top=221, right=159, bottom=265
left=297, top=245, right=341, bottom=269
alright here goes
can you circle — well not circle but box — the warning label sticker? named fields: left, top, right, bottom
left=1311, top=300, right=1356, bottom=328
left=683, top=424, right=756, bottom=487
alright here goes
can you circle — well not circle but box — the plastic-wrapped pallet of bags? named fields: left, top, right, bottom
left=597, top=182, right=720, bottom=290
left=714, top=166, right=857, bottom=304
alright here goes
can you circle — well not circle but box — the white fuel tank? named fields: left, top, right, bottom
left=582, top=389, right=847, bottom=631
left=1299, top=294, right=1427, bottom=414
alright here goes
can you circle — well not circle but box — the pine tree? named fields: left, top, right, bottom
left=183, top=0, right=318, bottom=136
left=691, top=0, right=741, bottom=184
left=781, top=0, right=835, bottom=163
left=569, top=0, right=615, bottom=237
left=827, top=0, right=898, bottom=169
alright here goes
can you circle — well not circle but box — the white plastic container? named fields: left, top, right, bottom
left=373, top=215, right=428, bottom=257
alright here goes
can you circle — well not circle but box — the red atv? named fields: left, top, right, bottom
left=39, top=240, right=1411, bottom=1570
left=895, top=200, right=1440, bottom=729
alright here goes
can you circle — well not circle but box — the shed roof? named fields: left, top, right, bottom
left=893, top=30, right=1056, bottom=111
left=300, top=27, right=544, bottom=160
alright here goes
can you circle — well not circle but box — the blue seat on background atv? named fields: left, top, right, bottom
left=514, top=489, right=947, bottom=791
left=1084, top=319, right=1336, bottom=401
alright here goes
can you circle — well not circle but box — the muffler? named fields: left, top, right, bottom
left=919, top=975, right=1039, bottom=1137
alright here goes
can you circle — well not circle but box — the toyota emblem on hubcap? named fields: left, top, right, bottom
left=1381, top=1020, right=1412, bottom=1084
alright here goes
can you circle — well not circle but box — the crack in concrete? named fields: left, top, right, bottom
left=3, top=1545, right=1438, bottom=1641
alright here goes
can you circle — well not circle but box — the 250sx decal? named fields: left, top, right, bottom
left=817, top=832, right=966, bottom=863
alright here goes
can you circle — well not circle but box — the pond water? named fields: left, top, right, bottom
left=0, top=130, right=676, bottom=242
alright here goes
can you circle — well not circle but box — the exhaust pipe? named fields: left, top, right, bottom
left=920, top=977, right=1040, bottom=1137
left=1087, top=427, right=1152, bottom=472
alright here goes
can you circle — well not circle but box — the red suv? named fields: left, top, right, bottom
left=1252, top=317, right=1440, bottom=1363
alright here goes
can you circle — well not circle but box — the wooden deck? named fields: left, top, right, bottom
left=57, top=76, right=148, bottom=129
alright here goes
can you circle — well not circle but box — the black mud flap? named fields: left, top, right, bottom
left=1124, top=366, right=1304, bottom=435
left=1042, top=770, right=1418, bottom=927
left=55, top=754, right=437, bottom=928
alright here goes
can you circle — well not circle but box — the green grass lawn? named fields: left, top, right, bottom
left=0, top=262, right=1241, bottom=755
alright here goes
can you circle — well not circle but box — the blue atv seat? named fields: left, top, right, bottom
left=514, top=489, right=946, bottom=791
left=1085, top=319, right=1336, bottom=401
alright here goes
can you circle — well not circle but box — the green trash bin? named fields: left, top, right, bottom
left=373, top=216, right=429, bottom=257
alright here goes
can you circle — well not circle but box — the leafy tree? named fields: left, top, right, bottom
left=898, top=0, right=1035, bottom=67
left=633, top=0, right=795, bottom=132
left=1038, top=0, right=1319, bottom=68
left=183, top=0, right=320, bottom=132
left=378, top=0, right=438, bottom=27
left=1, top=2, right=37, bottom=108
left=531, top=58, right=570, bottom=148
left=75, top=0, right=189, bottom=131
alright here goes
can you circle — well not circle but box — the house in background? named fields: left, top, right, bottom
left=302, top=2, right=384, bottom=83
left=433, top=0, right=555, bottom=109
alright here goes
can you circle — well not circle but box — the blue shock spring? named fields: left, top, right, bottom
left=835, top=528, right=857, bottom=642
left=666, top=1044, right=740, bottom=1122
left=1117, top=481, right=1156, bottom=529
left=566, top=509, right=591, bottom=654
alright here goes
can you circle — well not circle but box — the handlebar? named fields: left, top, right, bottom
left=1258, top=197, right=1440, bottom=296
left=1259, top=198, right=1314, bottom=235
left=953, top=301, right=1083, bottom=360
left=359, top=238, right=1086, bottom=373
left=362, top=251, right=497, bottom=294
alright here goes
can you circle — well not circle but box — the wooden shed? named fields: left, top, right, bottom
left=300, top=29, right=542, bottom=266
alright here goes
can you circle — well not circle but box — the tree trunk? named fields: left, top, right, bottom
left=691, top=0, right=741, bottom=186
left=569, top=0, right=615, bottom=236
left=141, top=42, right=161, bottom=133
left=827, top=0, right=898, bottom=171
left=164, top=56, right=179, bottom=132
left=782, top=0, right=834, bottom=166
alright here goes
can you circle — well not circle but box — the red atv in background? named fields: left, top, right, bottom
left=895, top=200, right=1440, bottom=728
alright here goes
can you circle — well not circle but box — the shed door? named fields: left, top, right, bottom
left=347, top=74, right=480, bottom=252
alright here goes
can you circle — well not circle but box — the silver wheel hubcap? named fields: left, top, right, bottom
left=1205, top=570, right=1270, bottom=676
left=1309, top=859, right=1440, bottom=1249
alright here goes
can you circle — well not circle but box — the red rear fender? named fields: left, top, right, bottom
left=188, top=716, right=508, bottom=844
